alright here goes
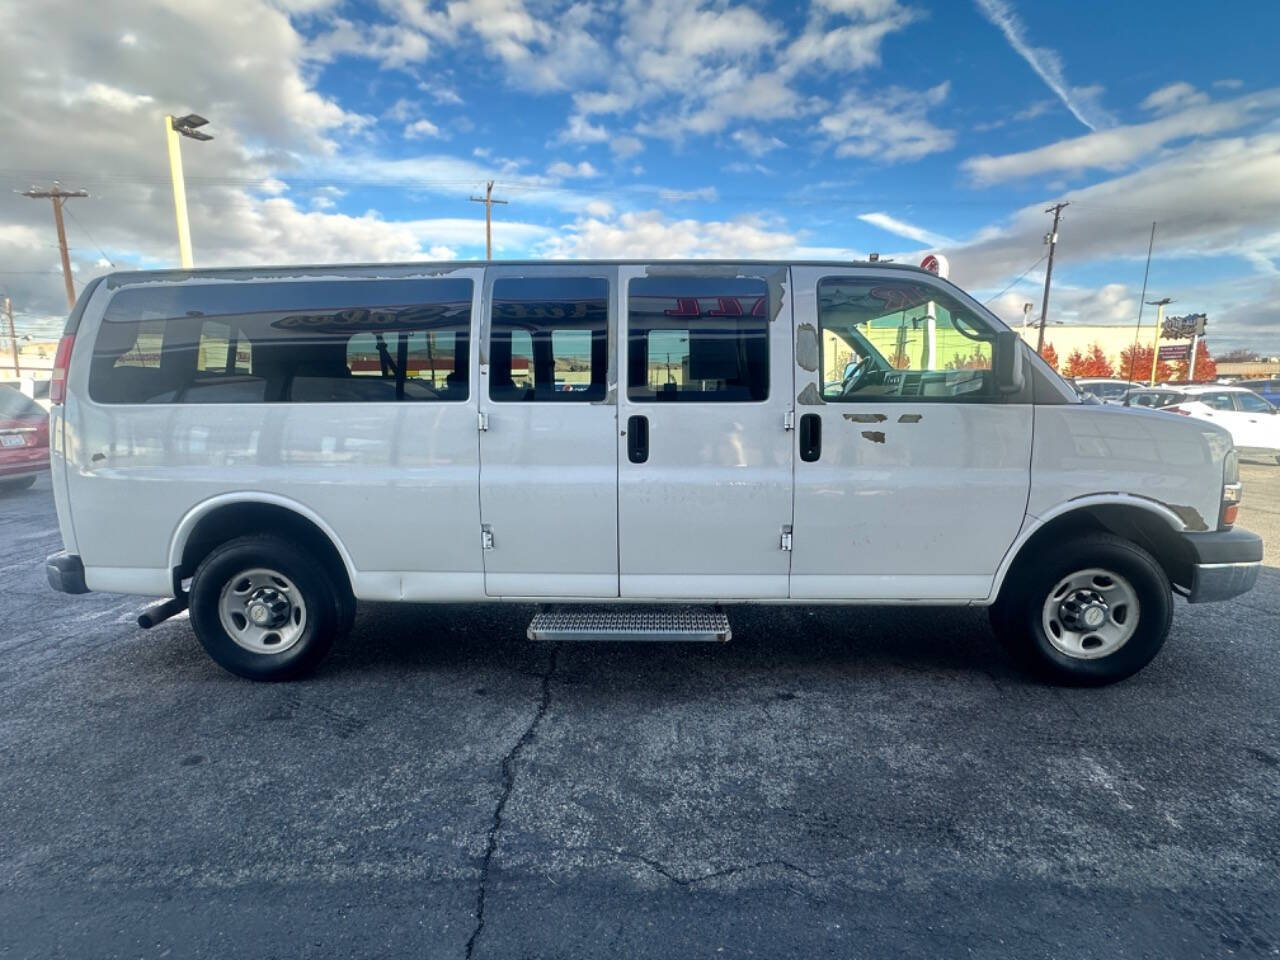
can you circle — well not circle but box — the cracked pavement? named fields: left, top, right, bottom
left=2, top=465, right=1279, bottom=959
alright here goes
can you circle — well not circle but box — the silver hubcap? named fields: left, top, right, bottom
left=218, top=568, right=306, bottom=655
left=1042, top=567, right=1139, bottom=660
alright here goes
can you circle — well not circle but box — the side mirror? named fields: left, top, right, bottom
left=995, top=330, right=1025, bottom=395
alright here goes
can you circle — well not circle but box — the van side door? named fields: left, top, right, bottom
left=616, top=265, right=794, bottom=598
left=477, top=266, right=618, bottom=597
left=788, top=266, right=1032, bottom=601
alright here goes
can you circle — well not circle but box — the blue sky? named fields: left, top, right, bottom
left=1, top=0, right=1278, bottom=352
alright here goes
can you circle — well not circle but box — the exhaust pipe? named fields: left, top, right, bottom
left=138, top=596, right=188, bottom=629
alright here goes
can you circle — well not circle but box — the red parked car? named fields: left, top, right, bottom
left=0, top=383, right=49, bottom=492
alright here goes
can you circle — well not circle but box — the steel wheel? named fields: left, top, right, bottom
left=1041, top=567, right=1140, bottom=660
left=217, top=567, right=307, bottom=655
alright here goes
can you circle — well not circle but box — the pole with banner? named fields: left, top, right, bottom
left=920, top=254, right=948, bottom=370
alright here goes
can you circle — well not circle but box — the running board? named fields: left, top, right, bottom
left=527, top=606, right=731, bottom=643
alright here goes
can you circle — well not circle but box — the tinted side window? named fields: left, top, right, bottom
left=627, top=276, right=768, bottom=402
left=818, top=277, right=997, bottom=402
left=89, top=278, right=473, bottom=404
left=489, top=277, right=608, bottom=402
left=1199, top=392, right=1235, bottom=411
left=1236, top=391, right=1273, bottom=413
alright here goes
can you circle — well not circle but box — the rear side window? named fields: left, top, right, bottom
left=88, top=278, right=473, bottom=404
left=1199, top=392, right=1236, bottom=411
left=626, top=276, right=769, bottom=402
left=489, top=276, right=608, bottom=402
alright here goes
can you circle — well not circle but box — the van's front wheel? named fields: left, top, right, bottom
left=991, top=533, right=1173, bottom=686
left=189, top=535, right=345, bottom=681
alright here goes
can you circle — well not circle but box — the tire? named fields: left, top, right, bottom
left=0, top=475, right=37, bottom=493
left=188, top=534, right=348, bottom=681
left=990, top=532, right=1173, bottom=686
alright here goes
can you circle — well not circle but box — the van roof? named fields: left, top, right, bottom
left=99, top=258, right=940, bottom=286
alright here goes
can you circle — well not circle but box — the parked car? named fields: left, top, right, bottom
left=45, top=262, right=1261, bottom=686
left=1241, top=377, right=1280, bottom=406
left=0, top=382, right=50, bottom=492
left=1160, top=385, right=1280, bottom=462
left=1071, top=378, right=1136, bottom=404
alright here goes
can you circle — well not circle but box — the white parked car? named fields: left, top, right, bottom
left=45, top=261, right=1261, bottom=686
left=1156, top=386, right=1280, bottom=462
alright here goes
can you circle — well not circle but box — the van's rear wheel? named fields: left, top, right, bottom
left=189, top=535, right=346, bottom=681
left=990, top=532, right=1172, bottom=686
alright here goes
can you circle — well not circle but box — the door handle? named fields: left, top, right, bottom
left=627, top=414, right=649, bottom=464
left=799, top=413, right=821, bottom=462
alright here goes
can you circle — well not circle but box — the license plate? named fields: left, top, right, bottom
left=1, top=434, right=26, bottom=447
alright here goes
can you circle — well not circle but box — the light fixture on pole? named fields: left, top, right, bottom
left=165, top=113, right=213, bottom=268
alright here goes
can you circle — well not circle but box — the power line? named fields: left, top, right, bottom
left=983, top=254, right=1048, bottom=304
left=468, top=180, right=508, bottom=260
left=63, top=205, right=116, bottom=267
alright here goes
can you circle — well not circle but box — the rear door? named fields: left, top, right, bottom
left=616, top=265, right=794, bottom=598
left=477, top=266, right=618, bottom=597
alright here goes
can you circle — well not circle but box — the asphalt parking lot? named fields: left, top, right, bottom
left=2, top=465, right=1278, bottom=959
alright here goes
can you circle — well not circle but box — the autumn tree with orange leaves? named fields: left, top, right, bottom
left=1118, top=343, right=1172, bottom=384
left=1040, top=342, right=1060, bottom=372
left=1062, top=343, right=1115, bottom=378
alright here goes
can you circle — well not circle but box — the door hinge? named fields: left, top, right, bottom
left=780, top=527, right=793, bottom=552
left=481, top=525, right=495, bottom=550
left=783, top=411, right=795, bottom=431
left=477, top=411, right=489, bottom=432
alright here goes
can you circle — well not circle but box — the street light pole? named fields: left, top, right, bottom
left=1147, top=298, right=1173, bottom=384
left=164, top=113, right=213, bottom=268
left=4, top=297, right=19, bottom=377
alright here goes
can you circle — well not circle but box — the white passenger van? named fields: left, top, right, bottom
left=45, top=261, right=1262, bottom=685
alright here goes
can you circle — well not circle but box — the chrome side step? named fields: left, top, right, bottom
left=527, top=606, right=731, bottom=643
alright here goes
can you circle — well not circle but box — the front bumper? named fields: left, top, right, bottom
left=46, top=551, right=89, bottom=595
left=1181, top=528, right=1263, bottom=603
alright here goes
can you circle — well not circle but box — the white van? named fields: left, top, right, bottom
left=45, top=261, right=1262, bottom=685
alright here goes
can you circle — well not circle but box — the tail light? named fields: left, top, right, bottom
left=1221, top=450, right=1242, bottom=529
left=49, top=334, right=75, bottom=405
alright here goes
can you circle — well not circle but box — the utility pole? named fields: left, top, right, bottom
left=1147, top=298, right=1173, bottom=384
left=1035, top=201, right=1069, bottom=355
left=4, top=297, right=19, bottom=377
left=469, top=180, right=508, bottom=260
left=22, top=183, right=88, bottom=310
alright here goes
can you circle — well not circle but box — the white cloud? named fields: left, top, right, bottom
left=965, top=88, right=1280, bottom=183
left=547, top=160, right=600, bottom=178
left=973, top=0, right=1113, bottom=131
left=403, top=118, right=442, bottom=140
left=1140, top=82, right=1209, bottom=113
left=558, top=114, right=609, bottom=144
left=858, top=212, right=953, bottom=248
left=610, top=135, right=644, bottom=159
left=731, top=128, right=785, bottom=156
left=819, top=82, right=954, bottom=161
left=658, top=187, right=718, bottom=204
left=538, top=210, right=799, bottom=260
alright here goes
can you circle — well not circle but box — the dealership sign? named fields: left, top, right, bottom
left=1160, top=313, right=1207, bottom=339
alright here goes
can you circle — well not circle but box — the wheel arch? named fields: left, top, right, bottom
left=991, top=495, right=1196, bottom=602
left=168, top=493, right=357, bottom=598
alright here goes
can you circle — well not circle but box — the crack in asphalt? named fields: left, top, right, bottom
left=464, top=647, right=558, bottom=960
left=568, top=845, right=820, bottom=887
